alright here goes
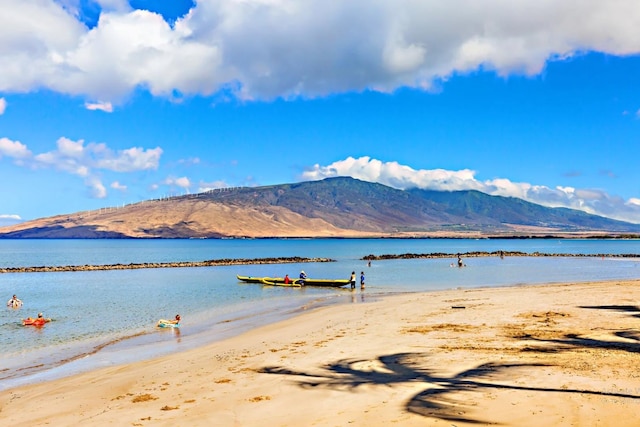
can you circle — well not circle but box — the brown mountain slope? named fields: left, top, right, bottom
left=0, top=199, right=375, bottom=238
left=2, top=177, right=638, bottom=239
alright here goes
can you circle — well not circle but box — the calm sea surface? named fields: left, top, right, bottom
left=1, top=238, right=640, bottom=390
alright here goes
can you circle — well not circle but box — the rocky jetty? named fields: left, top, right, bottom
left=362, top=251, right=640, bottom=260
left=0, top=256, right=335, bottom=274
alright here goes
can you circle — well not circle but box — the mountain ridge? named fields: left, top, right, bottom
left=1, top=177, right=639, bottom=238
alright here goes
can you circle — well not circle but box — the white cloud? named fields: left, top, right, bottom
left=164, top=176, right=191, bottom=191
left=30, top=137, right=162, bottom=175
left=0, top=98, right=6, bottom=115
left=3, top=1, right=640, bottom=101
left=301, top=156, right=640, bottom=224
left=85, top=101, right=113, bottom=112
left=0, top=214, right=22, bottom=227
left=86, top=176, right=107, bottom=198
left=198, top=180, right=229, bottom=193
left=0, top=214, right=21, bottom=220
left=0, top=135, right=162, bottom=198
left=0, top=137, right=32, bottom=160
left=110, top=180, right=127, bottom=191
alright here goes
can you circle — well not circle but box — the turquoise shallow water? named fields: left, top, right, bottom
left=1, top=238, right=639, bottom=390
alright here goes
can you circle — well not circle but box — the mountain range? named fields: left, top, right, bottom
left=2, top=177, right=639, bottom=238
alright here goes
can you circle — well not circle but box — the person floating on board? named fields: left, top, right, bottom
left=360, top=271, right=365, bottom=290
left=350, top=271, right=356, bottom=289
left=157, top=314, right=181, bottom=327
left=299, top=271, right=307, bottom=286
left=284, top=274, right=291, bottom=284
left=7, top=294, right=22, bottom=308
left=23, top=313, right=51, bottom=326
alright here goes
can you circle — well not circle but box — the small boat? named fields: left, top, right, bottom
left=237, top=275, right=350, bottom=287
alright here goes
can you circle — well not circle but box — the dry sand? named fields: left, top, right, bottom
left=1, top=279, right=640, bottom=426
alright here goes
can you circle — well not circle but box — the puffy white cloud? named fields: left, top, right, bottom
left=30, top=137, right=162, bottom=174
left=85, top=101, right=113, bottom=112
left=0, top=214, right=22, bottom=227
left=301, top=156, right=640, bottom=224
left=110, top=180, right=127, bottom=191
left=0, top=98, right=6, bottom=115
left=94, top=146, right=163, bottom=172
left=0, top=137, right=32, bottom=160
left=198, top=180, right=230, bottom=193
left=0, top=135, right=162, bottom=198
left=3, top=1, right=640, bottom=101
left=164, top=176, right=191, bottom=191
left=86, top=176, right=107, bottom=198
left=0, top=214, right=21, bottom=220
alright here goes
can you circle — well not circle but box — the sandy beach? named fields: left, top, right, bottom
left=1, top=279, right=640, bottom=426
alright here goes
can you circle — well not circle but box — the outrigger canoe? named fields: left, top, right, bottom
left=260, top=278, right=302, bottom=287
left=237, top=275, right=350, bottom=288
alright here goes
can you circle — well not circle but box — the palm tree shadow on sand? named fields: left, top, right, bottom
left=520, top=305, right=640, bottom=352
left=258, top=352, right=639, bottom=424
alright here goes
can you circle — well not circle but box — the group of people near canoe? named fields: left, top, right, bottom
left=350, top=271, right=365, bottom=290
left=283, top=270, right=308, bottom=285
left=7, top=294, right=52, bottom=326
left=283, top=270, right=366, bottom=289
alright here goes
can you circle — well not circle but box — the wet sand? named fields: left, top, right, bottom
left=1, top=279, right=640, bottom=426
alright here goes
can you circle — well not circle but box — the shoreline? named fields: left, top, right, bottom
left=0, top=289, right=359, bottom=391
left=2, top=279, right=640, bottom=426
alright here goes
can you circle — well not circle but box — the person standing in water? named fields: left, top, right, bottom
left=7, top=295, right=22, bottom=308
left=350, top=271, right=356, bottom=289
left=360, top=271, right=365, bottom=290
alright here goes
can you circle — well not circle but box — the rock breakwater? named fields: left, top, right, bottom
left=362, top=251, right=640, bottom=260
left=0, top=256, right=335, bottom=274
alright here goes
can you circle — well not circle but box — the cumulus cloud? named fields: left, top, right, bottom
left=0, top=214, right=22, bottom=227
left=31, top=137, right=162, bottom=176
left=164, top=176, right=191, bottom=191
left=85, top=101, right=113, bottom=112
left=0, top=135, right=162, bottom=198
left=0, top=137, right=32, bottom=160
left=301, top=156, right=640, bottom=224
left=2, top=1, right=640, bottom=102
left=110, top=180, right=127, bottom=191
left=86, top=175, right=107, bottom=198
left=0, top=98, right=6, bottom=115
left=198, top=180, right=230, bottom=193
left=0, top=214, right=21, bottom=220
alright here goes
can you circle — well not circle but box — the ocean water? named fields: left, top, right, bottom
left=1, top=238, right=639, bottom=390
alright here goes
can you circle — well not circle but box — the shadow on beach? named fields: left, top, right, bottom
left=258, top=302, right=640, bottom=424
left=259, top=350, right=640, bottom=424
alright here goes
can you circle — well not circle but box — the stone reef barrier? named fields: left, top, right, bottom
left=362, top=251, right=640, bottom=260
left=0, top=257, right=335, bottom=274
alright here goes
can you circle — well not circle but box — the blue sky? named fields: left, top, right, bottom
left=2, top=0, right=640, bottom=225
